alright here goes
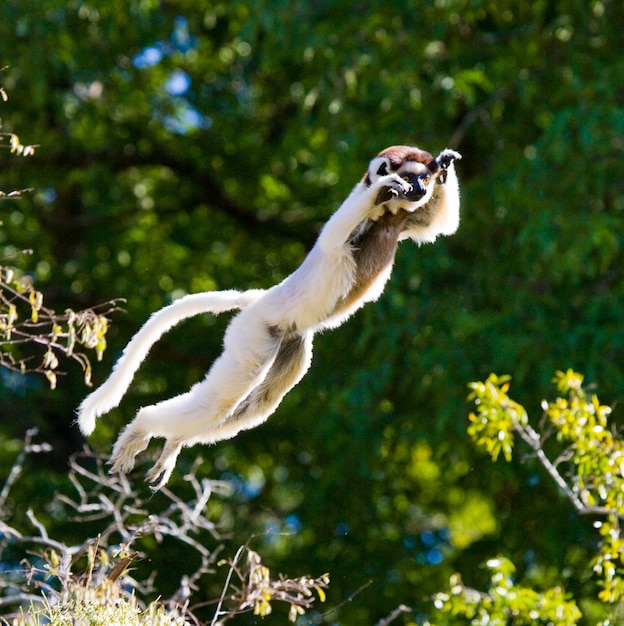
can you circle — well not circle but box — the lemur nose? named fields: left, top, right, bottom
left=403, top=173, right=428, bottom=201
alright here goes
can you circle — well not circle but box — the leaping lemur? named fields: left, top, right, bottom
left=77, top=145, right=461, bottom=489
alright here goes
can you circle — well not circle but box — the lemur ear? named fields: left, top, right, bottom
left=366, top=156, right=391, bottom=185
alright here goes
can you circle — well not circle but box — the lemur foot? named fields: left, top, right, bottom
left=435, top=149, right=462, bottom=183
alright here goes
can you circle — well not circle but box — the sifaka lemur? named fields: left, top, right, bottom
left=77, top=145, right=461, bottom=489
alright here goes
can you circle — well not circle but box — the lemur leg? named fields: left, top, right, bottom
left=143, top=332, right=314, bottom=489
left=216, top=331, right=314, bottom=436
left=145, top=438, right=184, bottom=488
left=109, top=309, right=283, bottom=483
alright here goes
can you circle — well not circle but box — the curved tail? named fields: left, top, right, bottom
left=77, top=289, right=264, bottom=435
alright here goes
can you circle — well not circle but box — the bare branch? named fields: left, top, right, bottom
left=1, top=437, right=330, bottom=624
left=512, top=419, right=588, bottom=514
left=375, top=604, right=412, bottom=626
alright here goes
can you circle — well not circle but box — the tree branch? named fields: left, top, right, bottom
left=513, top=418, right=617, bottom=517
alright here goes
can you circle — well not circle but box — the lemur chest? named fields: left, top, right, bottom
left=334, top=209, right=410, bottom=313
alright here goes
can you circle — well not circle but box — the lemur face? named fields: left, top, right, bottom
left=366, top=145, right=461, bottom=209
left=401, top=170, right=432, bottom=202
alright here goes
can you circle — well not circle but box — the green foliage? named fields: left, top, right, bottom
left=467, top=374, right=526, bottom=462
left=434, top=556, right=582, bottom=625
left=0, top=78, right=116, bottom=387
left=547, top=371, right=623, bottom=516
left=0, top=0, right=623, bottom=623
left=468, top=370, right=624, bottom=519
left=459, top=371, right=624, bottom=622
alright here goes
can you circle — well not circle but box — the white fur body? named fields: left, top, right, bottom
left=77, top=146, right=461, bottom=488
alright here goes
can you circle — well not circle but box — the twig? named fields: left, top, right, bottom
left=210, top=544, right=246, bottom=626
left=323, top=579, right=373, bottom=620
left=376, top=604, right=412, bottom=626
left=0, top=428, right=49, bottom=513
left=513, top=418, right=617, bottom=517
left=0, top=593, right=44, bottom=607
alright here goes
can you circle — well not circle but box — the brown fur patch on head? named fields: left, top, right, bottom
left=377, top=145, right=435, bottom=170
left=363, top=145, right=437, bottom=186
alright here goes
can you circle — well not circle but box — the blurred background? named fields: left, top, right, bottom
left=0, top=0, right=623, bottom=623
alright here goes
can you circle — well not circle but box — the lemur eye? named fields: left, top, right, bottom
left=422, top=176, right=430, bottom=185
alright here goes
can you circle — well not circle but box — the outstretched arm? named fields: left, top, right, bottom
left=316, top=160, right=413, bottom=253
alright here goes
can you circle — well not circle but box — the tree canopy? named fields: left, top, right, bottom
left=1, top=0, right=623, bottom=624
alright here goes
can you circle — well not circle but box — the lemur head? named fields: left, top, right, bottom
left=365, top=145, right=461, bottom=209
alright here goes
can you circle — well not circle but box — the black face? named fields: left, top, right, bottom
left=402, top=172, right=431, bottom=201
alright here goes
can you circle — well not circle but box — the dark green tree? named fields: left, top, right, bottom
left=1, top=0, right=623, bottom=623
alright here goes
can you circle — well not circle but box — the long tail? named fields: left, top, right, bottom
left=77, top=289, right=264, bottom=435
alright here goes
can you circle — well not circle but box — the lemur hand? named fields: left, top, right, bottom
left=374, top=172, right=433, bottom=206
left=374, top=174, right=416, bottom=206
